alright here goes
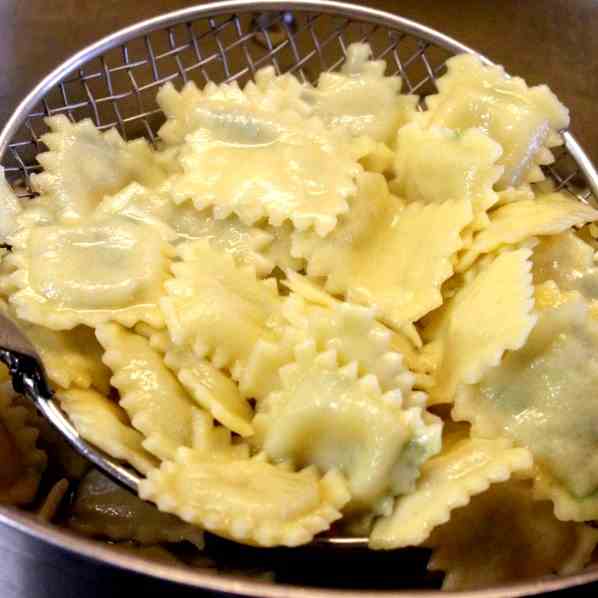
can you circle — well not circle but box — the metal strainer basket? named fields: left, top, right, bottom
left=2, top=0, right=597, bottom=202
left=1, top=1, right=598, bottom=596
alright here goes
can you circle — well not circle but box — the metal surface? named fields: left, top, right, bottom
left=0, top=0, right=597, bottom=595
left=0, top=313, right=143, bottom=494
left=2, top=505, right=598, bottom=598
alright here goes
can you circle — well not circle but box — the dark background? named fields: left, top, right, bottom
left=0, top=1, right=597, bottom=597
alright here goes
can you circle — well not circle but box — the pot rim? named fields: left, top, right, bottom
left=2, top=506, right=598, bottom=597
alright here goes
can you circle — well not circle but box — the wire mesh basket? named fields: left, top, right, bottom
left=1, top=0, right=597, bottom=205
left=2, top=1, right=598, bottom=596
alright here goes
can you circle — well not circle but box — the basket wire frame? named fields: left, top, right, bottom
left=2, top=4, right=596, bottom=207
left=1, top=2, right=598, bottom=593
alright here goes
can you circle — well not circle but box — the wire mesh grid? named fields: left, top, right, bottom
left=1, top=6, right=596, bottom=206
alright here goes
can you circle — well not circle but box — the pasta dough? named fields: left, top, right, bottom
left=160, top=240, right=283, bottom=373
left=31, top=115, right=167, bottom=221
left=17, top=321, right=111, bottom=393
left=159, top=80, right=363, bottom=236
left=164, top=346, right=254, bottom=437
left=293, top=173, right=473, bottom=327
left=454, top=296, right=598, bottom=517
left=96, top=182, right=294, bottom=277
left=424, top=54, right=569, bottom=188
left=96, top=323, right=197, bottom=461
left=139, top=450, right=350, bottom=547
left=430, top=249, right=537, bottom=403
left=369, top=436, right=532, bottom=549
left=241, top=288, right=427, bottom=405
left=58, top=387, right=158, bottom=475
left=253, top=340, right=441, bottom=511
left=9, top=216, right=173, bottom=329
left=532, top=231, right=598, bottom=300
left=457, top=193, right=598, bottom=271
left=281, top=293, right=422, bottom=397
left=302, top=43, right=417, bottom=143
left=394, top=123, right=503, bottom=232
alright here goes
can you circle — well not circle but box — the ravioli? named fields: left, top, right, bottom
left=430, top=249, right=537, bottom=403
left=139, top=450, right=350, bottom=547
left=59, top=387, right=158, bottom=476
left=9, top=216, right=172, bottom=329
left=369, top=436, right=532, bottom=549
left=17, top=321, right=111, bottom=393
left=424, top=54, right=569, bottom=188
left=281, top=293, right=422, bottom=397
left=96, top=323, right=198, bottom=461
left=241, top=288, right=425, bottom=404
left=164, top=346, right=254, bottom=437
left=96, top=182, right=287, bottom=277
left=160, top=240, right=283, bottom=373
left=253, top=340, right=441, bottom=512
left=159, top=81, right=362, bottom=236
left=394, top=123, right=502, bottom=232
left=532, top=231, right=598, bottom=300
left=454, top=296, right=598, bottom=516
left=31, top=115, right=166, bottom=221
left=303, top=43, right=417, bottom=143
left=458, top=193, right=598, bottom=271
left=293, top=173, right=472, bottom=327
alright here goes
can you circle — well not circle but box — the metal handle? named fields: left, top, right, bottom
left=0, top=314, right=142, bottom=493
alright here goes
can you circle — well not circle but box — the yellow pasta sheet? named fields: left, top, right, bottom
left=253, top=340, right=441, bottom=512
left=394, top=123, right=502, bottom=232
left=303, top=43, right=416, bottom=143
left=96, top=323, right=198, bottom=461
left=429, top=248, right=537, bottom=403
left=159, top=80, right=362, bottom=236
left=9, top=216, right=173, bottom=330
left=293, top=172, right=473, bottom=328
left=369, top=436, right=532, bottom=549
left=424, top=54, right=569, bottom=188
left=454, top=294, right=598, bottom=521
left=164, top=346, right=254, bottom=437
left=160, top=240, right=283, bottom=374
left=59, top=387, right=157, bottom=475
left=139, top=449, right=350, bottom=547
left=458, top=193, right=598, bottom=272
left=96, top=182, right=299, bottom=277
left=32, top=115, right=167, bottom=220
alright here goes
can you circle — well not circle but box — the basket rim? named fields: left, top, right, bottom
left=1, top=2, right=598, bottom=596
left=1, top=0, right=597, bottom=196
left=1, top=0, right=596, bottom=196
left=0, top=0, right=482, bottom=159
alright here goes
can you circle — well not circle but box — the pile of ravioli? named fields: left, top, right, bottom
left=1, top=43, right=598, bottom=590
